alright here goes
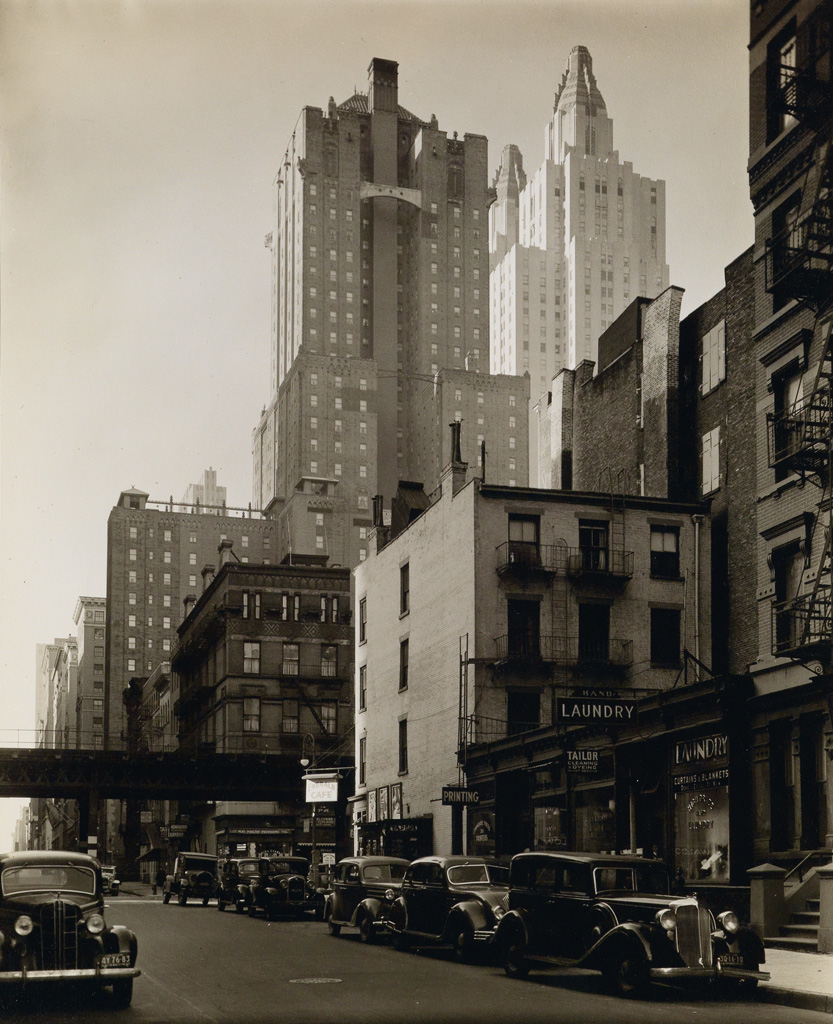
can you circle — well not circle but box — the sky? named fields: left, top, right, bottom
left=0, top=0, right=752, bottom=847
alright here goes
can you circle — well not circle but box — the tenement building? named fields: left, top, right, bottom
left=747, top=0, right=832, bottom=859
left=253, top=58, right=529, bottom=567
left=490, top=45, right=669, bottom=482
left=350, top=437, right=762, bottom=889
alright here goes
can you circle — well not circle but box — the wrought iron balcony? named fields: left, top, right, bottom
left=493, top=634, right=633, bottom=669
left=766, top=390, right=832, bottom=474
left=765, top=206, right=833, bottom=307
left=771, top=593, right=832, bottom=660
left=459, top=714, right=542, bottom=750
left=564, top=546, right=634, bottom=582
left=495, top=541, right=561, bottom=577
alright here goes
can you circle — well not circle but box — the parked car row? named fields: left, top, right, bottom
left=324, top=851, right=769, bottom=999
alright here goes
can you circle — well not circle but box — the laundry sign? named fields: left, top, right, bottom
left=557, top=697, right=636, bottom=721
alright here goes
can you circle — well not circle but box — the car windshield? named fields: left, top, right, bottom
left=182, top=857, right=216, bottom=872
left=2, top=864, right=97, bottom=897
left=236, top=860, right=260, bottom=874
left=362, top=863, right=407, bottom=882
left=593, top=864, right=669, bottom=894
left=447, top=863, right=492, bottom=885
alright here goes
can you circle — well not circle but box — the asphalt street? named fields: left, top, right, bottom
left=1, top=896, right=829, bottom=1024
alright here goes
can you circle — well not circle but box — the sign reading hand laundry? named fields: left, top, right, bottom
left=557, top=697, right=636, bottom=721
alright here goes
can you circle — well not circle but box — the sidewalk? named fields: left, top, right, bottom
left=758, top=948, right=833, bottom=1015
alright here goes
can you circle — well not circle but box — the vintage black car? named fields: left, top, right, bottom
left=162, top=852, right=217, bottom=906
left=100, top=865, right=120, bottom=896
left=216, top=857, right=261, bottom=913
left=0, top=850, right=139, bottom=1008
left=325, top=856, right=410, bottom=942
left=385, top=856, right=509, bottom=961
left=306, top=863, right=334, bottom=921
left=246, top=856, right=309, bottom=919
left=494, top=852, right=769, bottom=996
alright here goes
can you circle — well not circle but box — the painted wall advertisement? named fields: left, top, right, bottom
left=673, top=733, right=730, bottom=883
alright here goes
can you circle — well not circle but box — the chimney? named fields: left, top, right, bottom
left=183, top=594, right=197, bottom=618
left=442, top=421, right=468, bottom=498
left=218, top=538, right=235, bottom=566
left=372, top=494, right=385, bottom=528
left=201, top=565, right=216, bottom=591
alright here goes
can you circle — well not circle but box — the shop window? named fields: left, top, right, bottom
left=650, top=608, right=681, bottom=666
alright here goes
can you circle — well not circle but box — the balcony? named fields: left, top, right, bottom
left=279, top=655, right=353, bottom=682
left=495, top=542, right=561, bottom=578
left=771, top=594, right=832, bottom=660
left=459, top=714, right=542, bottom=750
left=564, top=546, right=634, bottom=586
left=767, top=390, right=832, bottom=475
left=765, top=207, right=833, bottom=308
left=493, top=634, right=633, bottom=670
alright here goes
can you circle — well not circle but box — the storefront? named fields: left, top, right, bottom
left=359, top=817, right=433, bottom=860
left=671, top=733, right=731, bottom=883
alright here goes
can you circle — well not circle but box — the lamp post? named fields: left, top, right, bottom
left=300, top=734, right=318, bottom=875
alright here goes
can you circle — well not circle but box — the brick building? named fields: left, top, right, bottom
left=746, top=0, right=833, bottom=860
left=73, top=597, right=107, bottom=748
left=350, top=445, right=757, bottom=887
left=253, top=57, right=528, bottom=566
left=171, top=552, right=353, bottom=861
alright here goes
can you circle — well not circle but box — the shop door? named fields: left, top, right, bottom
left=799, top=715, right=826, bottom=849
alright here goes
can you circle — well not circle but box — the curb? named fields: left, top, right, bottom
left=758, top=986, right=833, bottom=1015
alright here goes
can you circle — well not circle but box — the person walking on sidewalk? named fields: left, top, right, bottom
left=153, top=866, right=166, bottom=896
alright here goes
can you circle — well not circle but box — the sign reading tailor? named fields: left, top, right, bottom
left=567, top=749, right=600, bottom=773
left=557, top=697, right=636, bottom=721
left=441, top=786, right=480, bottom=805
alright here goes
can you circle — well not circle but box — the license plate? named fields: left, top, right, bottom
left=718, top=954, right=745, bottom=966
left=100, top=952, right=131, bottom=968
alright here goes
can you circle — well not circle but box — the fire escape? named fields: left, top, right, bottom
left=765, top=3, right=833, bottom=668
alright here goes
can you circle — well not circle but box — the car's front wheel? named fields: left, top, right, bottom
left=111, top=978, right=133, bottom=1009
left=326, top=911, right=341, bottom=936
left=178, top=892, right=187, bottom=907
left=503, top=935, right=530, bottom=979
left=451, top=921, right=475, bottom=963
left=162, top=891, right=171, bottom=905
left=358, top=914, right=375, bottom=944
left=604, top=947, right=649, bottom=997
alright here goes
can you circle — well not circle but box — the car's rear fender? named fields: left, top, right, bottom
left=106, top=924, right=137, bottom=961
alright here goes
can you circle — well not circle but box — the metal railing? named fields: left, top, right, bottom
left=493, top=634, right=633, bottom=667
left=766, top=389, right=832, bottom=469
left=495, top=542, right=562, bottom=574
left=460, top=714, right=544, bottom=748
left=564, top=547, right=634, bottom=579
left=771, top=594, right=832, bottom=656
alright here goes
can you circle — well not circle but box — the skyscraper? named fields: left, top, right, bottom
left=253, top=58, right=528, bottom=567
left=490, top=46, right=670, bottom=483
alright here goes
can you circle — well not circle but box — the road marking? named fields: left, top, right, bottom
left=289, top=978, right=343, bottom=985
left=139, top=968, right=222, bottom=1022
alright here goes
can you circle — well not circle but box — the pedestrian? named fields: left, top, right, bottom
left=154, top=866, right=166, bottom=896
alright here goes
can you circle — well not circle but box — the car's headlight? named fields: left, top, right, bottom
left=14, top=915, right=33, bottom=937
left=717, top=911, right=739, bottom=934
left=656, top=908, right=676, bottom=932
left=384, top=888, right=395, bottom=902
left=280, top=878, right=289, bottom=889
left=493, top=904, right=506, bottom=921
left=86, top=914, right=105, bottom=935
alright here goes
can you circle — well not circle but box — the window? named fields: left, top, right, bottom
left=319, top=701, right=337, bottom=734
left=127, top=659, right=136, bottom=672
left=283, top=642, right=299, bottom=675
left=400, top=563, right=410, bottom=614
left=127, top=616, right=136, bottom=628
left=163, top=617, right=171, bottom=630
left=128, top=570, right=136, bottom=583
left=359, top=665, right=367, bottom=711
left=398, top=719, right=408, bottom=774
left=243, top=592, right=261, bottom=619
left=243, top=642, right=261, bottom=674
left=321, top=645, right=337, bottom=677
left=189, top=574, right=197, bottom=587
left=701, top=321, right=726, bottom=394
left=129, top=549, right=137, bottom=562
left=769, top=26, right=798, bottom=139
left=508, top=514, right=540, bottom=566
left=650, top=527, right=680, bottom=578
left=651, top=608, right=681, bottom=666
left=189, top=553, right=197, bottom=565
left=578, top=603, right=610, bottom=663
left=702, top=427, right=721, bottom=494
left=359, top=736, right=366, bottom=785
left=128, top=636, right=136, bottom=650
left=359, top=597, right=367, bottom=642
left=772, top=365, right=803, bottom=477
left=163, top=594, right=171, bottom=608
left=163, top=529, right=172, bottom=542
left=163, top=551, right=171, bottom=563
left=283, top=699, right=299, bottom=734
left=579, top=520, right=609, bottom=570
left=243, top=698, right=261, bottom=732
left=772, top=541, right=805, bottom=651
left=399, top=638, right=409, bottom=690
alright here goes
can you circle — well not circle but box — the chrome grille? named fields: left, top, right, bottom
left=40, top=900, right=80, bottom=970
left=288, top=878, right=305, bottom=901
left=675, top=902, right=713, bottom=969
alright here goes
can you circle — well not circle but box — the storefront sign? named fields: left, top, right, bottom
left=557, top=698, right=636, bottom=721
left=674, top=734, right=728, bottom=765
left=673, top=767, right=729, bottom=793
left=567, top=749, right=600, bottom=773
left=674, top=786, right=730, bottom=883
left=305, top=777, right=339, bottom=803
left=442, top=786, right=480, bottom=805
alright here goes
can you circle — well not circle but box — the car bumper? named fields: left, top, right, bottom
left=473, top=929, right=497, bottom=944
left=650, top=965, right=770, bottom=983
left=0, top=967, right=141, bottom=983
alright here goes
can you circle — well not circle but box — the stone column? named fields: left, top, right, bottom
left=747, top=862, right=786, bottom=939
left=817, top=863, right=833, bottom=953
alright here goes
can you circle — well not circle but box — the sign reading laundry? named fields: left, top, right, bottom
left=557, top=698, right=636, bottom=721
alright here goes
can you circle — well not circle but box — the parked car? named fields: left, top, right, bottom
left=0, top=850, right=140, bottom=1008
left=494, top=851, right=769, bottom=996
left=216, top=857, right=261, bottom=913
left=325, top=856, right=410, bottom=942
left=246, top=856, right=309, bottom=919
left=385, top=856, right=509, bottom=962
left=100, top=864, right=120, bottom=896
left=306, top=863, right=334, bottom=921
left=162, top=852, right=217, bottom=907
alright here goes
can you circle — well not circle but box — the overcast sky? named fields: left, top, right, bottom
left=0, top=0, right=751, bottom=846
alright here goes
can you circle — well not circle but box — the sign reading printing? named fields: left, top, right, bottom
left=557, top=698, right=636, bottom=721
left=567, top=749, right=600, bottom=773
left=442, top=786, right=480, bottom=805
